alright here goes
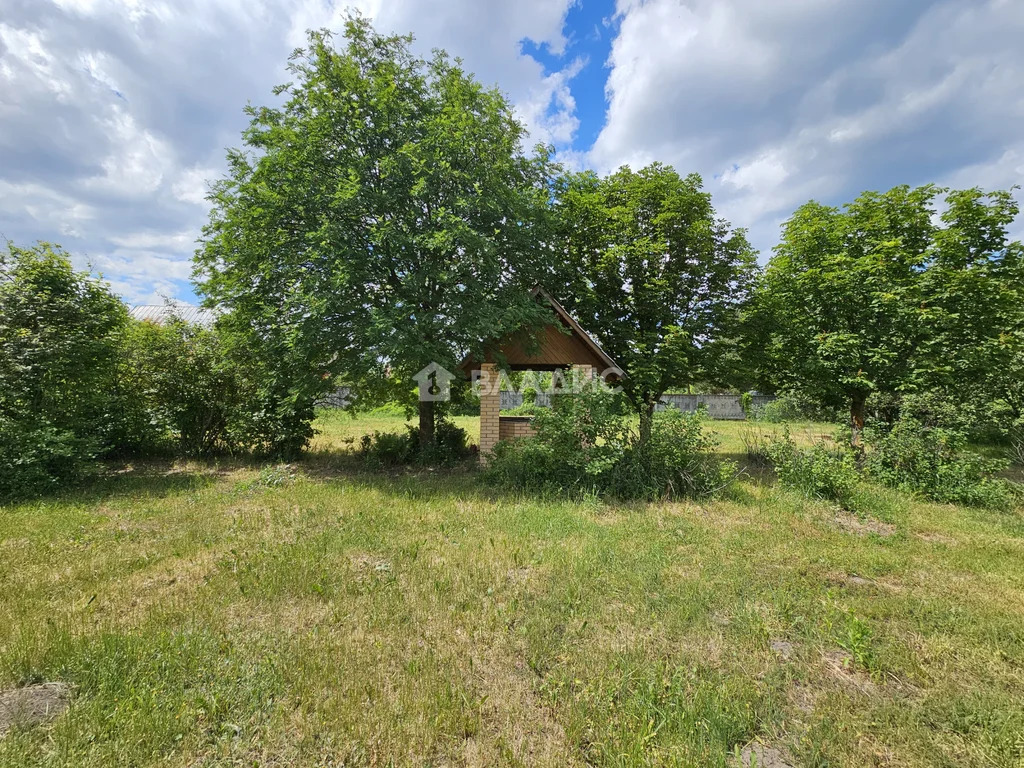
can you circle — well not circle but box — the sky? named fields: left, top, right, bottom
left=1, top=0, right=1023, bottom=305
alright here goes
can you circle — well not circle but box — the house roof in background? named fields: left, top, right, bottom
left=129, top=302, right=217, bottom=328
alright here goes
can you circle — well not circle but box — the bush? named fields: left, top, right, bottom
left=485, top=390, right=732, bottom=500
left=0, top=243, right=128, bottom=498
left=767, top=431, right=860, bottom=505
left=753, top=391, right=839, bottom=423
left=117, top=319, right=239, bottom=456
left=865, top=417, right=1016, bottom=509
left=360, top=419, right=471, bottom=468
left=0, top=418, right=100, bottom=499
left=609, top=407, right=735, bottom=500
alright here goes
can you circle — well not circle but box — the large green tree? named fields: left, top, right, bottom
left=916, top=188, right=1024, bottom=419
left=756, top=184, right=1024, bottom=443
left=196, top=17, right=553, bottom=448
left=552, top=164, right=757, bottom=443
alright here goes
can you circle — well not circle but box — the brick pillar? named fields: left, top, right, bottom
left=478, top=363, right=500, bottom=462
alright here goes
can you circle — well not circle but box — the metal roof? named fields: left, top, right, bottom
left=129, top=302, right=218, bottom=328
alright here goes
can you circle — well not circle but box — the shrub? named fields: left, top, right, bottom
left=0, top=418, right=100, bottom=499
left=486, top=390, right=732, bottom=501
left=767, top=431, right=859, bottom=505
left=360, top=419, right=471, bottom=468
left=864, top=417, right=1016, bottom=509
left=609, top=407, right=735, bottom=500
left=753, top=391, right=839, bottom=423
left=117, top=319, right=239, bottom=456
left=0, top=243, right=128, bottom=498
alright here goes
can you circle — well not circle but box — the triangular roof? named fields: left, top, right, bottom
left=461, top=286, right=619, bottom=374
left=529, top=285, right=618, bottom=370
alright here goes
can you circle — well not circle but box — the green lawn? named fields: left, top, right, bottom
left=1, top=413, right=1023, bottom=766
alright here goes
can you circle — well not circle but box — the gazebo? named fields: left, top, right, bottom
left=461, top=287, right=619, bottom=461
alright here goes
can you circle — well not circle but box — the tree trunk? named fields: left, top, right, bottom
left=638, top=400, right=656, bottom=448
left=418, top=399, right=435, bottom=447
left=850, top=394, right=867, bottom=451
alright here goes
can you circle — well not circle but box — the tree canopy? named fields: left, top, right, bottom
left=196, top=16, right=555, bottom=448
left=551, top=164, right=757, bottom=441
left=755, top=184, right=1024, bottom=442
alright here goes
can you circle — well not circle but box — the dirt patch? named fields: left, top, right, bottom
left=770, top=639, right=794, bottom=661
left=788, top=682, right=818, bottom=714
left=349, top=553, right=393, bottom=579
left=0, top=682, right=72, bottom=736
left=736, top=742, right=795, bottom=768
left=827, top=572, right=902, bottom=592
left=457, top=641, right=577, bottom=767
left=915, top=531, right=957, bottom=545
left=822, top=650, right=879, bottom=695
left=832, top=512, right=896, bottom=538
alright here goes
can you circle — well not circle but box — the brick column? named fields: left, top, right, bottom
left=478, top=363, right=500, bottom=462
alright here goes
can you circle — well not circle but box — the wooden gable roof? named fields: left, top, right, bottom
left=461, top=286, right=619, bottom=373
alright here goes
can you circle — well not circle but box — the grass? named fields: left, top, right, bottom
left=0, top=412, right=1022, bottom=766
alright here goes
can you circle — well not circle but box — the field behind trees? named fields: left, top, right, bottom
left=1, top=413, right=1022, bottom=767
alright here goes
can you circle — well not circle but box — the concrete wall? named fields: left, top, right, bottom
left=319, top=386, right=352, bottom=409
left=498, top=391, right=774, bottom=420
left=656, top=394, right=774, bottom=420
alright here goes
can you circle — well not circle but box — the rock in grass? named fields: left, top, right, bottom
left=0, top=682, right=72, bottom=736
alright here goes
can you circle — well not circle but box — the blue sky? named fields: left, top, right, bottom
left=1, top=0, right=1023, bottom=304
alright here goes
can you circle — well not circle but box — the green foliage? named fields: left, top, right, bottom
left=0, top=417, right=100, bottom=499
left=116, top=319, right=243, bottom=456
left=486, top=389, right=732, bottom=500
left=359, top=419, right=470, bottom=468
left=752, top=391, right=839, bottom=423
left=828, top=607, right=878, bottom=672
left=755, top=184, right=1024, bottom=443
left=552, top=164, right=757, bottom=438
left=864, top=418, right=1016, bottom=509
left=767, top=431, right=860, bottom=505
left=486, top=387, right=629, bottom=494
left=0, top=243, right=128, bottom=497
left=739, top=391, right=753, bottom=418
left=609, top=407, right=735, bottom=500
left=755, top=186, right=937, bottom=436
left=196, top=15, right=555, bottom=447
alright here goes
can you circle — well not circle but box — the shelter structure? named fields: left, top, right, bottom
left=461, top=287, right=619, bottom=460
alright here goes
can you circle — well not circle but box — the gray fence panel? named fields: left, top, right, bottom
left=319, top=386, right=353, bottom=409
left=320, top=387, right=772, bottom=419
left=655, top=394, right=774, bottom=420
left=500, top=391, right=551, bottom=409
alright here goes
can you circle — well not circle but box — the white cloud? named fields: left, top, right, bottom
left=0, top=0, right=582, bottom=301
left=591, top=0, right=1024, bottom=256
left=171, top=166, right=216, bottom=207
left=86, top=107, right=174, bottom=195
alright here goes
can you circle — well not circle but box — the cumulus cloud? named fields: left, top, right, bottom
left=0, top=0, right=581, bottom=302
left=2, top=0, right=1023, bottom=301
left=591, top=0, right=1024, bottom=256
